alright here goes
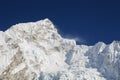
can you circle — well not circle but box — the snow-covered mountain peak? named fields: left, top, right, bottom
left=110, top=41, right=120, bottom=49
left=4, top=19, right=60, bottom=44
left=6, top=18, right=56, bottom=35
left=0, top=19, right=119, bottom=80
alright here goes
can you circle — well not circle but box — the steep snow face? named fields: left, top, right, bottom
left=86, top=41, right=120, bottom=80
left=0, top=19, right=119, bottom=80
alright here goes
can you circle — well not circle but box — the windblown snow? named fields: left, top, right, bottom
left=0, top=19, right=119, bottom=80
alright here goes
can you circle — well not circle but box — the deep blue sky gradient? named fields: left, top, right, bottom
left=0, top=0, right=120, bottom=45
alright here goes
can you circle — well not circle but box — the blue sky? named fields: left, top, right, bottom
left=0, top=0, right=120, bottom=45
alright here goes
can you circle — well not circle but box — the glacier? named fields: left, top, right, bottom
left=0, top=18, right=119, bottom=80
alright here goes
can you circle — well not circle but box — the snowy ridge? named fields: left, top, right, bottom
left=0, top=19, right=119, bottom=80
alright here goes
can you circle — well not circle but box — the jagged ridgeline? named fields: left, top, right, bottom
left=0, top=19, right=119, bottom=80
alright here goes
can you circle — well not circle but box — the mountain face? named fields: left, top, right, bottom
left=0, top=19, right=119, bottom=80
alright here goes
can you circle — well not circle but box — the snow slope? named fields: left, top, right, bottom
left=0, top=19, right=119, bottom=80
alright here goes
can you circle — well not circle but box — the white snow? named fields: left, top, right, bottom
left=0, top=18, right=119, bottom=80
left=11, top=63, right=26, bottom=74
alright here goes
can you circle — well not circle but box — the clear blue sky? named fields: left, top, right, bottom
left=0, top=0, right=120, bottom=45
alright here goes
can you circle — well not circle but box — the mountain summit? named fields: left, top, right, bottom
left=0, top=19, right=119, bottom=80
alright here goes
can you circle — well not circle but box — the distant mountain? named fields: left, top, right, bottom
left=0, top=19, right=119, bottom=80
